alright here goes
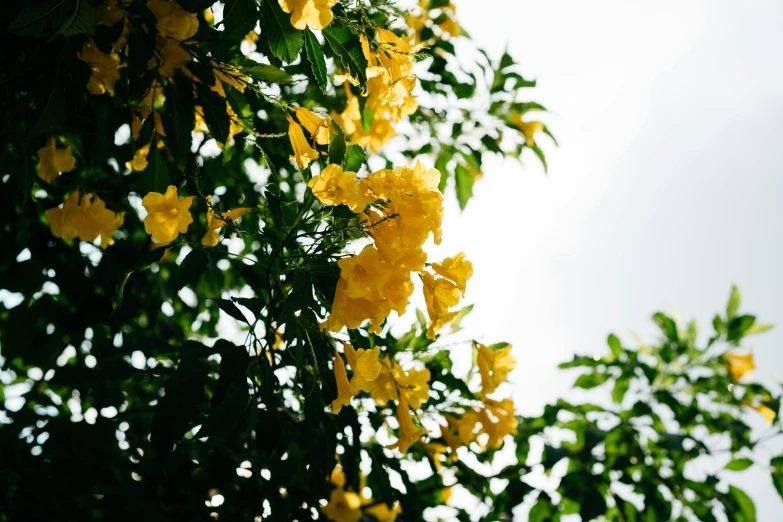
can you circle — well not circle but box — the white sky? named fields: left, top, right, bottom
left=433, top=0, right=783, bottom=519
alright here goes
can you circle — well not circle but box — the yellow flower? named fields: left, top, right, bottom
left=343, top=344, right=382, bottom=394
left=330, top=462, right=346, bottom=487
left=368, top=358, right=398, bottom=405
left=126, top=142, right=151, bottom=172
left=386, top=396, right=427, bottom=454
left=295, top=106, right=331, bottom=145
left=364, top=500, right=402, bottom=521
left=440, top=486, right=453, bottom=505
left=431, top=253, right=473, bottom=295
left=422, top=272, right=461, bottom=339
left=287, top=114, right=320, bottom=169
left=44, top=191, right=82, bottom=241
left=141, top=185, right=195, bottom=244
left=392, top=364, right=430, bottom=409
left=322, top=487, right=362, bottom=522
left=726, top=352, right=755, bottom=383
left=94, top=0, right=128, bottom=49
left=147, top=0, right=199, bottom=41
left=445, top=411, right=480, bottom=447
left=45, top=191, right=124, bottom=248
left=338, top=245, right=394, bottom=301
left=510, top=114, right=544, bottom=147
left=329, top=351, right=354, bottom=414
left=157, top=39, right=191, bottom=77
left=278, top=0, right=338, bottom=31
left=478, top=398, right=518, bottom=449
left=307, top=164, right=370, bottom=213
left=421, top=442, right=448, bottom=471
left=476, top=343, right=516, bottom=396
left=84, top=194, right=125, bottom=249
left=743, top=401, right=776, bottom=424
left=201, top=195, right=253, bottom=246
left=78, top=40, right=121, bottom=96
left=37, top=137, right=76, bottom=183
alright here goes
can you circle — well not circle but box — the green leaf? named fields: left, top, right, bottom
left=727, top=315, right=756, bottom=342
left=727, top=285, right=741, bottom=320
left=454, top=163, right=475, bottom=210
left=221, top=0, right=259, bottom=41
left=240, top=60, right=293, bottom=84
left=142, top=144, right=171, bottom=195
left=611, top=376, right=630, bottom=404
left=328, top=124, right=346, bottom=165
left=727, top=485, right=756, bottom=522
left=9, top=0, right=94, bottom=39
left=322, top=26, right=368, bottom=84
left=213, top=298, right=250, bottom=323
left=176, top=249, right=209, bottom=290
left=259, top=0, right=304, bottom=64
left=342, top=145, right=366, bottom=173
left=744, top=322, right=773, bottom=336
left=361, top=106, right=375, bottom=134
left=725, top=458, right=753, bottom=471
left=771, top=456, right=783, bottom=500
left=163, top=77, right=196, bottom=171
left=574, top=372, right=609, bottom=390
left=607, top=333, right=622, bottom=358
left=303, top=28, right=328, bottom=93
left=195, top=83, right=230, bottom=144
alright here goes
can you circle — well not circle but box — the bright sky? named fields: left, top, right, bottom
left=433, top=0, right=783, bottom=519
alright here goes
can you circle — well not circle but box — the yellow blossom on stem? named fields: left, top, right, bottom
left=726, top=352, right=755, bottom=383
left=431, top=252, right=473, bottom=295
left=147, top=0, right=199, bottom=41
left=420, top=442, right=448, bottom=471
left=45, top=191, right=124, bottom=249
left=37, top=137, right=76, bottom=183
left=364, top=500, right=402, bottom=521
left=307, top=164, right=370, bottom=212
left=126, top=142, right=151, bottom=172
left=511, top=114, right=544, bottom=147
left=78, top=40, right=121, bottom=96
left=476, top=343, right=516, bottom=396
left=201, top=195, right=253, bottom=247
left=141, top=185, right=195, bottom=244
left=329, top=350, right=354, bottom=414
left=422, top=272, right=461, bottom=339
left=322, top=487, right=362, bottom=522
left=478, top=398, right=518, bottom=449
left=95, top=0, right=129, bottom=49
left=156, top=38, right=192, bottom=77
left=386, top=396, right=427, bottom=454
left=287, top=114, right=319, bottom=169
left=338, top=245, right=394, bottom=301
left=743, top=400, right=776, bottom=424
left=295, top=106, right=331, bottom=145
left=445, top=411, right=480, bottom=447
left=278, top=0, right=337, bottom=31
left=368, top=358, right=398, bottom=405
left=392, top=364, right=430, bottom=409
left=343, top=345, right=382, bottom=394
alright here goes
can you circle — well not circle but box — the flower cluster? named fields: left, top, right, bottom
left=323, top=462, right=402, bottom=522
left=310, top=160, right=470, bottom=338
left=45, top=191, right=125, bottom=249
left=332, top=30, right=422, bottom=153
left=36, top=137, right=76, bottom=183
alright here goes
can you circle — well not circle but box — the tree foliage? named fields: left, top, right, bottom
left=0, top=1, right=779, bottom=521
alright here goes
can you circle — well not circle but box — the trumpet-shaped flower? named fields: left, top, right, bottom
left=343, top=345, right=382, bottom=394
left=307, top=164, right=370, bottom=213
left=329, top=351, right=354, bottom=414
left=45, top=191, right=124, bottom=249
left=295, top=106, right=331, bottom=145
left=386, top=396, right=427, bottom=454
left=201, top=195, right=253, bottom=246
left=726, top=352, right=755, bottom=383
left=432, top=252, right=473, bottom=295
left=511, top=114, right=544, bottom=147
left=478, top=398, right=518, bottom=449
left=278, top=0, right=337, bottom=31
left=321, top=487, right=362, bottom=522
left=141, top=185, right=194, bottom=244
left=476, top=343, right=516, bottom=396
left=392, top=365, right=430, bottom=409
left=422, top=272, right=461, bottom=339
left=147, top=0, right=199, bottom=41
left=78, top=40, right=121, bottom=96
left=37, top=137, right=76, bottom=183
left=287, top=114, right=319, bottom=169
